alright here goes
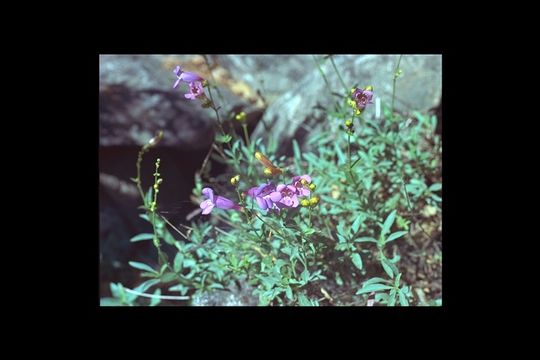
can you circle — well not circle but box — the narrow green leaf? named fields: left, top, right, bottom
left=386, top=231, right=408, bottom=243
left=292, top=139, right=302, bottom=173
left=356, top=283, right=393, bottom=295
left=354, top=237, right=378, bottom=244
left=128, top=261, right=158, bottom=274
left=133, top=279, right=160, bottom=294
left=129, top=233, right=154, bottom=242
left=351, top=253, right=363, bottom=270
left=362, top=277, right=389, bottom=286
left=285, top=286, right=293, bottom=301
left=382, top=210, right=397, bottom=237
left=150, top=289, right=161, bottom=306
left=173, top=253, right=184, bottom=273
left=297, top=293, right=312, bottom=306
left=399, top=290, right=409, bottom=306
left=381, top=259, right=394, bottom=278
left=351, top=216, right=363, bottom=234
left=429, top=183, right=442, bottom=192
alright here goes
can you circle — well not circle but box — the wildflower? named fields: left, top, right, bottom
left=184, top=81, right=205, bottom=100
left=247, top=183, right=278, bottom=210
left=291, top=175, right=312, bottom=197
left=351, top=86, right=374, bottom=111
left=172, top=65, right=203, bottom=89
left=200, top=187, right=241, bottom=215
left=270, top=184, right=300, bottom=209
left=309, top=196, right=320, bottom=206
left=230, top=175, right=240, bottom=187
left=300, top=199, right=310, bottom=207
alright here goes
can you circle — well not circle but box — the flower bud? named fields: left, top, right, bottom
left=309, top=196, right=319, bottom=206
left=301, top=199, right=310, bottom=207
left=230, top=175, right=240, bottom=186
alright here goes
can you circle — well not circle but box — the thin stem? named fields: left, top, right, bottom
left=312, top=55, right=331, bottom=90
left=329, top=55, right=348, bottom=93
left=241, top=123, right=251, bottom=148
left=391, top=55, right=403, bottom=119
left=124, top=287, right=190, bottom=301
left=135, top=149, right=146, bottom=204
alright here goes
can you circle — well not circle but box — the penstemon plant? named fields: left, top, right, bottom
left=102, top=55, right=442, bottom=306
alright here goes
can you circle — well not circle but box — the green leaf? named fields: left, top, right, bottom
left=351, top=216, right=363, bottom=234
left=351, top=253, right=363, bottom=270
left=362, top=277, right=389, bottom=286
left=381, top=259, right=394, bottom=278
left=301, top=269, right=310, bottom=284
left=429, top=183, right=442, bottom=192
left=173, top=253, right=184, bottom=272
left=145, top=187, right=153, bottom=207
left=100, top=297, right=123, bottom=306
left=297, top=293, right=312, bottom=306
left=129, top=233, right=155, bottom=242
left=356, top=284, right=393, bottom=295
left=129, top=261, right=158, bottom=274
left=150, top=289, right=161, bottom=306
left=388, top=290, right=397, bottom=306
left=215, top=133, right=232, bottom=144
left=285, top=286, right=293, bottom=301
left=386, top=231, right=408, bottom=243
left=398, top=290, right=409, bottom=306
left=382, top=210, right=397, bottom=237
left=354, top=237, right=378, bottom=244
left=133, top=279, right=160, bottom=294
left=381, top=257, right=399, bottom=278
left=292, top=139, right=302, bottom=173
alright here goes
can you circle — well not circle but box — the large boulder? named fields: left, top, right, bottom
left=249, top=55, right=442, bottom=148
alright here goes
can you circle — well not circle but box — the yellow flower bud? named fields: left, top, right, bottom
left=230, top=175, right=240, bottom=186
left=301, top=199, right=310, bottom=207
left=235, top=111, right=247, bottom=122
left=263, top=167, right=273, bottom=176
left=365, top=85, right=374, bottom=91
left=309, top=183, right=316, bottom=190
left=345, top=119, right=353, bottom=128
left=309, top=196, right=319, bottom=206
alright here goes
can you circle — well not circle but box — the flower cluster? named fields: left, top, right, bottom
left=347, top=86, right=374, bottom=115
left=246, top=175, right=317, bottom=212
left=199, top=174, right=318, bottom=215
left=172, top=65, right=210, bottom=106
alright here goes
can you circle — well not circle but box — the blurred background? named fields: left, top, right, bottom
left=99, top=54, right=442, bottom=299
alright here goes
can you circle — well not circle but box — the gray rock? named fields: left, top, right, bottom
left=250, top=55, right=442, bottom=149
left=191, top=280, right=258, bottom=306
left=100, top=55, right=213, bottom=150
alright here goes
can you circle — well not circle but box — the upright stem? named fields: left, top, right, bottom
left=391, top=55, right=403, bottom=119
left=329, top=55, right=348, bottom=93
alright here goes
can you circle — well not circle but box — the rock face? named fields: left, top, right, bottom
left=100, top=55, right=216, bottom=150
left=249, top=55, right=442, bottom=149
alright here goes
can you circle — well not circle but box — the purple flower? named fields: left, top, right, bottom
left=184, top=81, right=205, bottom=100
left=352, top=87, right=374, bottom=110
left=200, top=187, right=241, bottom=215
left=247, top=183, right=278, bottom=210
left=291, top=175, right=312, bottom=197
left=270, top=184, right=300, bottom=209
left=173, top=65, right=204, bottom=89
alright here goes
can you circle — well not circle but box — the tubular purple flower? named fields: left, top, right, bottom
left=291, top=175, right=312, bottom=197
left=173, top=65, right=204, bottom=89
left=271, top=184, right=300, bottom=209
left=247, top=183, right=277, bottom=210
left=352, top=88, right=374, bottom=110
left=200, top=187, right=241, bottom=215
left=184, top=81, right=205, bottom=100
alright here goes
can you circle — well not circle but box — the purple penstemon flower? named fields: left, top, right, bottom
left=173, top=65, right=204, bottom=89
left=184, top=80, right=205, bottom=100
left=352, top=87, right=374, bottom=110
left=291, top=175, right=312, bottom=197
left=200, top=187, right=241, bottom=215
left=247, top=183, right=278, bottom=211
left=269, top=184, right=300, bottom=210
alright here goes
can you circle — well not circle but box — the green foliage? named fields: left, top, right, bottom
left=104, top=56, right=441, bottom=306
